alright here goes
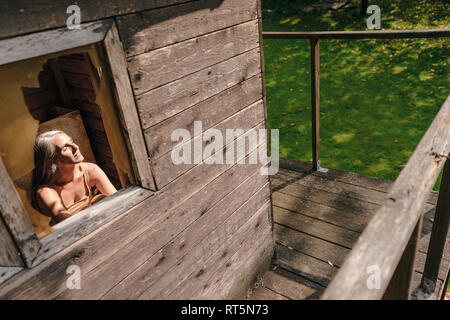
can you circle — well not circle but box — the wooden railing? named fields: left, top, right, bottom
left=262, top=29, right=450, bottom=299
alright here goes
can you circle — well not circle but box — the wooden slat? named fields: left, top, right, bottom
left=151, top=102, right=265, bottom=188
left=49, top=58, right=72, bottom=108
left=274, top=206, right=360, bottom=249
left=0, top=0, right=192, bottom=40
left=274, top=243, right=337, bottom=287
left=272, top=192, right=371, bottom=232
left=164, top=202, right=272, bottom=299
left=274, top=224, right=349, bottom=268
left=248, top=286, right=289, bottom=300
left=0, top=217, right=23, bottom=267
left=117, top=0, right=258, bottom=56
left=0, top=158, right=40, bottom=267
left=61, top=168, right=270, bottom=299
left=136, top=47, right=261, bottom=128
left=260, top=268, right=324, bottom=300
left=128, top=20, right=260, bottom=94
left=262, top=29, right=450, bottom=40
left=422, top=159, right=450, bottom=292
left=278, top=159, right=439, bottom=205
left=322, top=95, right=450, bottom=300
left=103, top=22, right=156, bottom=190
left=0, top=267, right=23, bottom=286
left=144, top=74, right=262, bottom=160
left=0, top=20, right=112, bottom=65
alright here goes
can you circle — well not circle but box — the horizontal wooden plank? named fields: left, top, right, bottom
left=0, top=0, right=192, bottom=40
left=274, top=243, right=337, bottom=287
left=164, top=202, right=272, bottom=299
left=151, top=102, right=265, bottom=188
left=64, top=167, right=270, bottom=299
left=128, top=20, right=259, bottom=94
left=274, top=224, right=350, bottom=268
left=260, top=268, right=323, bottom=300
left=272, top=192, right=370, bottom=233
left=0, top=20, right=111, bottom=65
left=248, top=286, right=289, bottom=300
left=279, top=159, right=439, bottom=205
left=117, top=0, right=258, bottom=56
left=263, top=29, right=450, bottom=40
left=199, top=229, right=273, bottom=299
left=322, top=95, right=450, bottom=300
left=145, top=74, right=262, bottom=160
left=273, top=206, right=360, bottom=249
left=136, top=47, right=261, bottom=128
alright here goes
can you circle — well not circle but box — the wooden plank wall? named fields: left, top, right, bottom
left=0, top=0, right=273, bottom=299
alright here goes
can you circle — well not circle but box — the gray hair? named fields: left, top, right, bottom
left=31, top=130, right=64, bottom=211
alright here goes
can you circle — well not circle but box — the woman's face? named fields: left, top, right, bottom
left=52, top=133, right=84, bottom=164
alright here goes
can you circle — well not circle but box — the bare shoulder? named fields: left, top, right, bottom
left=83, top=162, right=104, bottom=175
left=36, top=186, right=61, bottom=212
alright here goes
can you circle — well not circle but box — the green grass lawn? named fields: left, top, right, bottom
left=262, top=0, right=449, bottom=191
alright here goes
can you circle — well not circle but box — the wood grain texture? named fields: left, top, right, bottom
left=248, top=286, right=288, bottom=300
left=144, top=75, right=262, bottom=160
left=136, top=47, right=261, bottom=128
left=151, top=102, right=265, bottom=188
left=0, top=267, right=23, bottom=286
left=0, top=217, right=23, bottom=267
left=322, top=95, right=450, bottom=300
left=103, top=22, right=156, bottom=190
left=0, top=20, right=111, bottom=65
left=128, top=20, right=259, bottom=94
left=0, top=158, right=40, bottom=267
left=117, top=0, right=257, bottom=56
left=0, top=0, right=193, bottom=39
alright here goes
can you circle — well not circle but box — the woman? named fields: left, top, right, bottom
left=31, top=130, right=117, bottom=226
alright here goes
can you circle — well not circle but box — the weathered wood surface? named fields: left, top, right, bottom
left=248, top=159, right=449, bottom=300
left=34, top=186, right=153, bottom=267
left=0, top=158, right=40, bottom=267
left=322, top=95, right=450, bottom=300
left=103, top=22, right=156, bottom=190
left=247, top=286, right=288, bottom=300
left=117, top=0, right=258, bottom=56
left=60, top=165, right=269, bottom=299
left=0, top=218, right=23, bottom=267
left=128, top=20, right=259, bottom=94
left=136, top=48, right=261, bottom=128
left=0, top=0, right=196, bottom=40
left=422, top=159, right=450, bottom=290
left=0, top=267, right=23, bottom=285
left=263, top=29, right=450, bottom=40
left=0, top=20, right=111, bottom=65
left=152, top=103, right=265, bottom=187
left=145, top=75, right=262, bottom=160
left=165, top=202, right=272, bottom=299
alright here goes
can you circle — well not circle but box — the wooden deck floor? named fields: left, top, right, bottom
left=246, top=159, right=450, bottom=300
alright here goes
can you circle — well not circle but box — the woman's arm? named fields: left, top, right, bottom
left=36, top=187, right=72, bottom=222
left=85, top=162, right=117, bottom=196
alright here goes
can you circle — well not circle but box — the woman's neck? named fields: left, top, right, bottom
left=54, top=163, right=78, bottom=185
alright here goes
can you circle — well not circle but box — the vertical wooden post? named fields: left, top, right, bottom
left=310, top=38, right=320, bottom=171
left=383, top=215, right=423, bottom=300
left=360, top=0, right=369, bottom=15
left=421, top=159, right=450, bottom=294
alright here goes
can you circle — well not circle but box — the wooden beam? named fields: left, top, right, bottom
left=0, top=158, right=40, bottom=267
left=0, top=20, right=112, bottom=66
left=321, top=95, right=450, bottom=300
left=383, top=215, right=422, bottom=300
left=49, top=59, right=72, bottom=108
left=102, top=21, right=157, bottom=191
left=421, top=158, right=450, bottom=293
left=310, top=38, right=320, bottom=171
left=262, top=29, right=450, bottom=40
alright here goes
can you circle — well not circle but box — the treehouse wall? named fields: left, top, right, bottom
left=0, top=0, right=273, bottom=299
